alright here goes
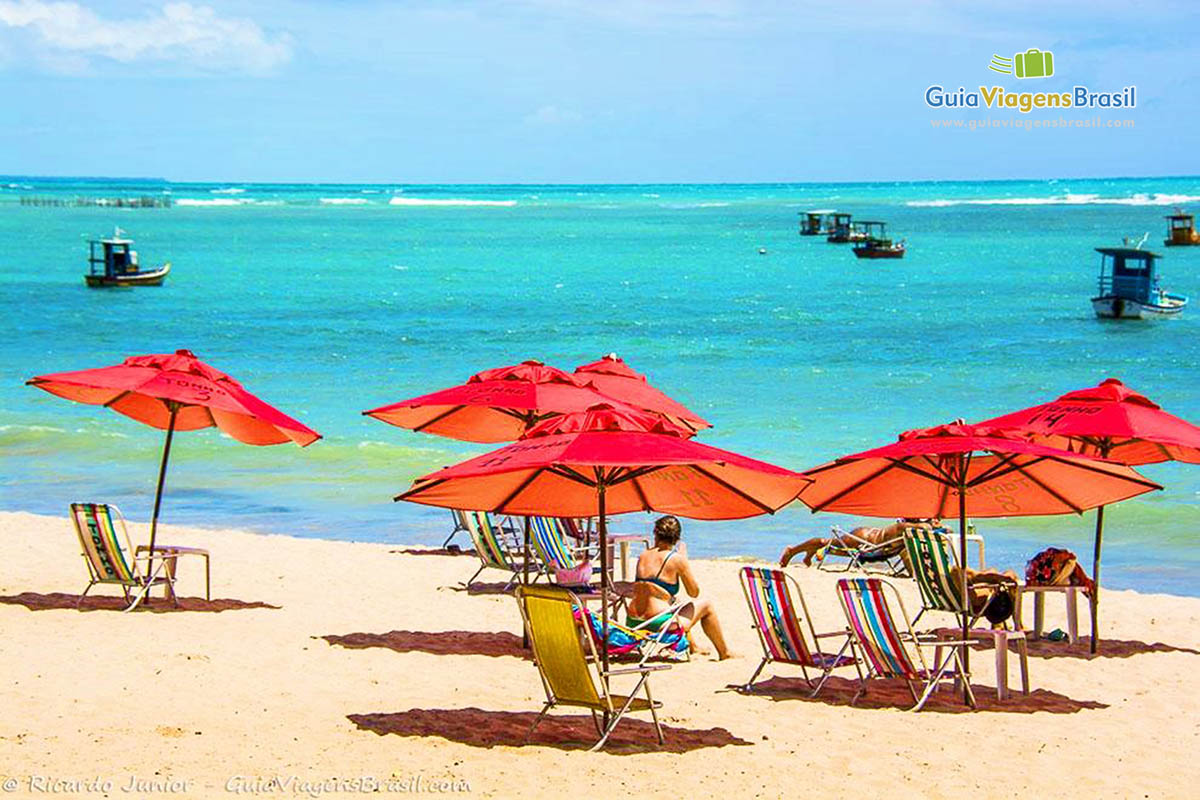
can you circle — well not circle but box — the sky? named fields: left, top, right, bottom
left=0, top=0, right=1197, bottom=183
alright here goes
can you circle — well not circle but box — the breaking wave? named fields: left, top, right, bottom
left=907, top=193, right=1200, bottom=208
left=388, top=197, right=517, bottom=207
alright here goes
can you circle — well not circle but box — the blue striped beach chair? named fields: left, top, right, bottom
left=70, top=502, right=175, bottom=612
left=529, top=516, right=598, bottom=581
left=739, top=567, right=859, bottom=695
left=836, top=577, right=976, bottom=710
left=460, top=510, right=535, bottom=590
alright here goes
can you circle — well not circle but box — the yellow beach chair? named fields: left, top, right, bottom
left=515, top=585, right=670, bottom=751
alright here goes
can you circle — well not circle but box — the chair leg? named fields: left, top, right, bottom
left=743, top=658, right=769, bottom=692
left=77, top=581, right=95, bottom=609
left=590, top=676, right=651, bottom=752
left=525, top=703, right=553, bottom=743
left=1017, top=638, right=1030, bottom=695
left=643, top=680, right=664, bottom=745
left=1066, top=588, right=1079, bottom=644
left=124, top=581, right=154, bottom=612
left=1033, top=591, right=1045, bottom=639
left=993, top=632, right=1009, bottom=701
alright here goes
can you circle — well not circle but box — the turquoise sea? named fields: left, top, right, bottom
left=2, top=176, right=1199, bottom=595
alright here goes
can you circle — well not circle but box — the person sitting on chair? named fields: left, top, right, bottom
left=626, top=515, right=734, bottom=660
left=779, top=518, right=941, bottom=568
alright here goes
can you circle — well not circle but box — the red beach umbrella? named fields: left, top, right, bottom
left=27, top=349, right=321, bottom=557
left=977, top=377, right=1200, bottom=651
left=573, top=353, right=711, bottom=434
left=798, top=421, right=1160, bottom=697
left=398, top=403, right=808, bottom=683
left=363, top=360, right=639, bottom=443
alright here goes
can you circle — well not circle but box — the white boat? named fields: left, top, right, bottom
left=1090, top=247, right=1187, bottom=319
left=84, top=228, right=170, bottom=288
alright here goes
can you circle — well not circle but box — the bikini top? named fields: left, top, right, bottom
left=636, top=550, right=679, bottom=598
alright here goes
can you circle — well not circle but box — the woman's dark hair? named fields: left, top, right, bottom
left=653, top=515, right=682, bottom=545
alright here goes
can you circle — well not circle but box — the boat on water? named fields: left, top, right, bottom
left=1091, top=246, right=1186, bottom=319
left=852, top=221, right=906, bottom=259
left=825, top=213, right=856, bottom=243
left=800, top=209, right=836, bottom=236
left=1164, top=212, right=1200, bottom=247
left=85, top=229, right=170, bottom=287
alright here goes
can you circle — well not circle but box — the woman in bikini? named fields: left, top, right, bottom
left=626, top=515, right=733, bottom=660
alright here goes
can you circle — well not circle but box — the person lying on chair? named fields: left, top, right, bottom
left=779, top=518, right=941, bottom=568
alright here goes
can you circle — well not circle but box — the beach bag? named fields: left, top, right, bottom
left=1026, top=548, right=1079, bottom=586
left=982, top=587, right=1015, bottom=625
left=1026, top=548, right=1095, bottom=597
left=554, top=560, right=593, bottom=588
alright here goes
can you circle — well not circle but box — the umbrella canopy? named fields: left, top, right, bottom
left=573, top=354, right=711, bottom=434
left=799, top=423, right=1161, bottom=519
left=399, top=403, right=807, bottom=691
left=398, top=404, right=805, bottom=519
left=28, top=349, right=320, bottom=563
left=798, top=421, right=1160, bottom=696
left=363, top=360, right=642, bottom=443
left=27, top=349, right=320, bottom=446
left=976, top=378, right=1200, bottom=465
left=976, top=377, right=1200, bottom=652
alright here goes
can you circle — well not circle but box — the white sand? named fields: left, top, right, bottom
left=1, top=510, right=1198, bottom=798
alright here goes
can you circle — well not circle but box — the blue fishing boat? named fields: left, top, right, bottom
left=85, top=229, right=170, bottom=288
left=1091, top=246, right=1186, bottom=319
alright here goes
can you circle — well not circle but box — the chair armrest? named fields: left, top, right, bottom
left=603, top=664, right=672, bottom=676
left=813, top=629, right=850, bottom=639
left=136, top=545, right=208, bottom=556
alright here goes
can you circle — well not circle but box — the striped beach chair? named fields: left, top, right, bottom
left=903, top=528, right=1030, bottom=699
left=461, top=510, right=534, bottom=590
left=445, top=509, right=471, bottom=549
left=739, top=567, right=859, bottom=695
left=529, top=517, right=598, bottom=580
left=516, top=585, right=670, bottom=751
left=575, top=604, right=690, bottom=663
left=836, top=577, right=976, bottom=710
left=70, top=502, right=175, bottom=612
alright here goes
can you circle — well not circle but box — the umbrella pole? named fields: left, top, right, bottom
left=958, top=486, right=972, bottom=706
left=522, top=515, right=531, bottom=649
left=145, top=403, right=179, bottom=590
left=1090, top=506, right=1105, bottom=655
left=598, top=483, right=610, bottom=727
left=522, top=516, right=531, bottom=586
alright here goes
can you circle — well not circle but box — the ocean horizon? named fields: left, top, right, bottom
left=3, top=174, right=1199, bottom=596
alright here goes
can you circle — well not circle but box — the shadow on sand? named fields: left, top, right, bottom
left=0, top=592, right=278, bottom=613
left=321, top=630, right=529, bottom=659
left=348, top=707, right=750, bottom=753
left=735, top=675, right=1108, bottom=714
left=1023, top=636, right=1200, bottom=660
left=390, top=548, right=476, bottom=557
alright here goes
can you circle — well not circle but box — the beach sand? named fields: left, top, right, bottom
left=1, top=509, right=1198, bottom=798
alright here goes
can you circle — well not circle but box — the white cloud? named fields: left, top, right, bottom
left=0, top=1, right=292, bottom=73
left=523, top=105, right=582, bottom=127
